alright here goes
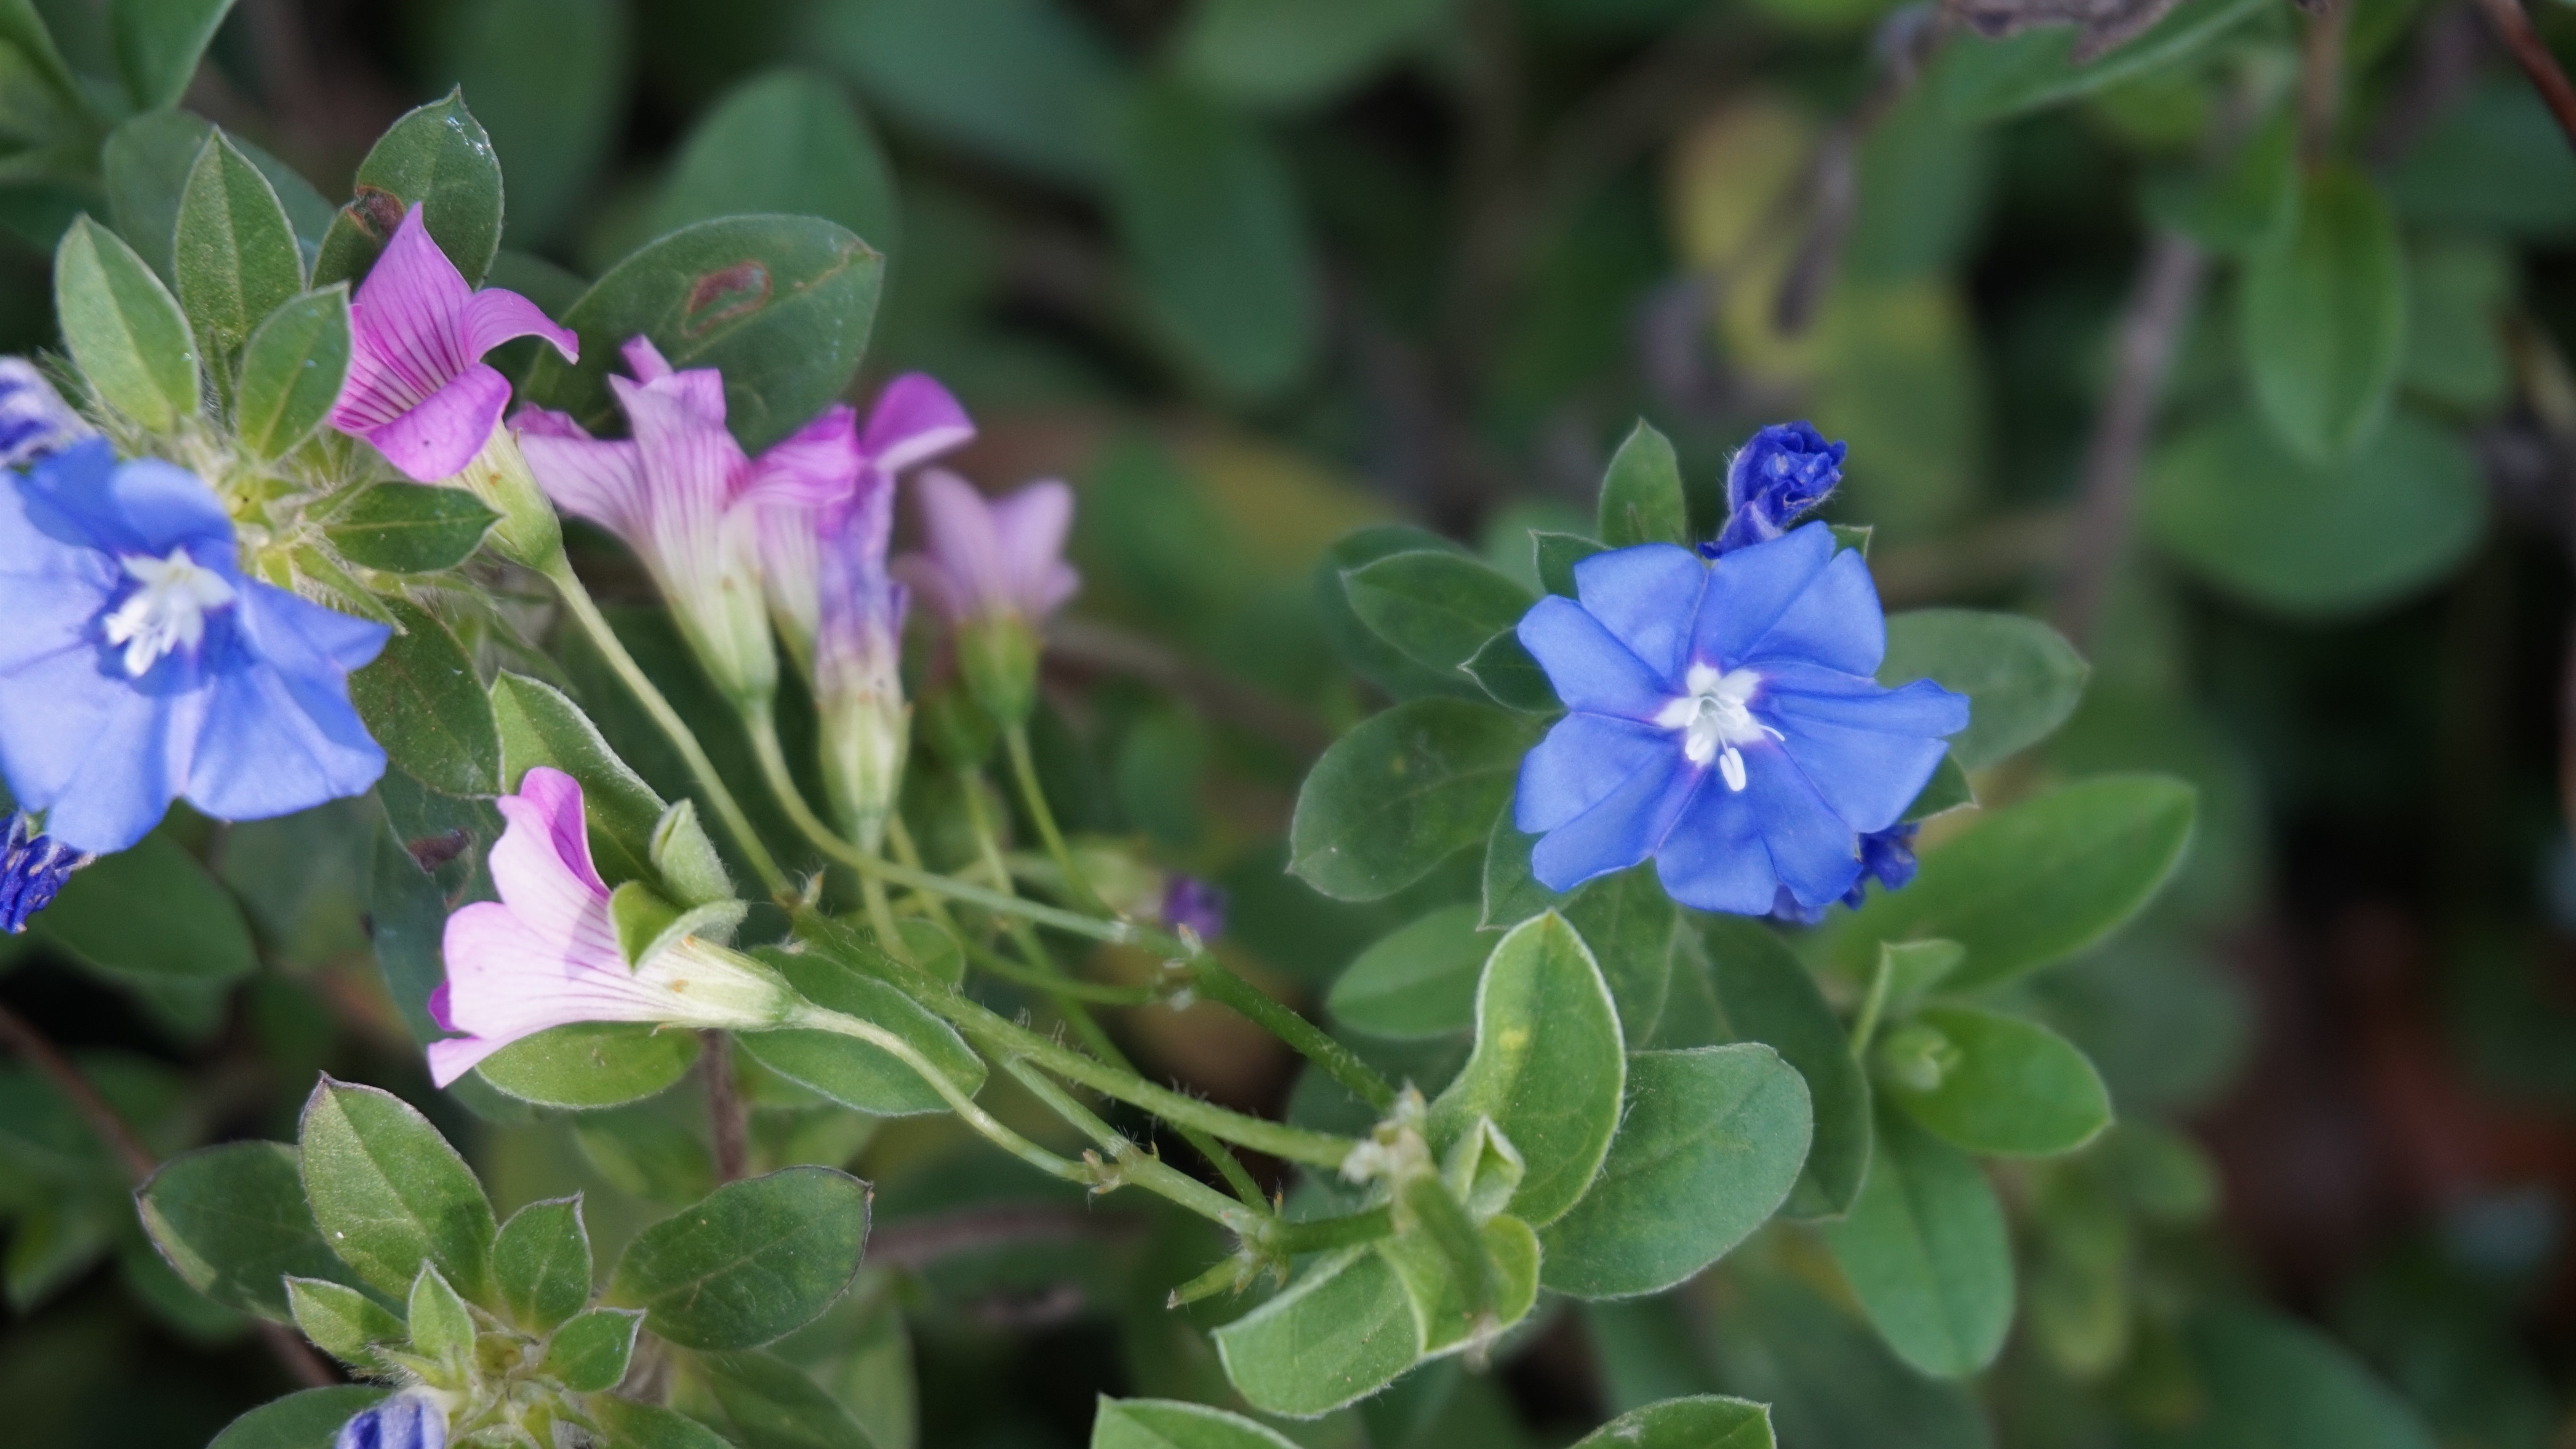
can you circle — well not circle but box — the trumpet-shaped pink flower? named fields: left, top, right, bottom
left=517, top=337, right=838, bottom=702
left=426, top=767, right=793, bottom=1087
left=896, top=471, right=1080, bottom=628
left=328, top=205, right=577, bottom=482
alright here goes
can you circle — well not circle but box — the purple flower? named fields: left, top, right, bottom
left=0, top=812, right=87, bottom=933
left=1159, top=875, right=1228, bottom=942
left=1712, top=422, right=1846, bottom=554
left=335, top=1392, right=447, bottom=1449
left=895, top=471, right=1078, bottom=725
left=0, top=440, right=388, bottom=853
left=329, top=204, right=578, bottom=483
left=0, top=360, right=89, bottom=469
left=427, top=767, right=793, bottom=1087
left=1772, top=823, right=1918, bottom=925
left=1512, top=522, right=1967, bottom=916
left=517, top=337, right=832, bottom=702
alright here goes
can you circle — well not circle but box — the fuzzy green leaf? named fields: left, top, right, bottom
left=607, top=1167, right=869, bottom=1350
left=234, top=286, right=351, bottom=460
left=54, top=214, right=199, bottom=432
left=296, top=1076, right=498, bottom=1303
left=1290, top=698, right=1540, bottom=902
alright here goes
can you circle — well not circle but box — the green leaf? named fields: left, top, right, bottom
left=206, top=1387, right=392, bottom=1449
left=408, top=1260, right=476, bottom=1365
left=543, top=1306, right=641, bottom=1391
left=325, top=483, right=501, bottom=573
left=1211, top=1247, right=1421, bottom=1418
left=1533, top=531, right=1608, bottom=598
left=34, top=831, right=256, bottom=983
left=1571, top=1397, right=1774, bottom=1449
left=1597, top=420, right=1688, bottom=548
left=104, top=110, right=336, bottom=281
left=422, top=0, right=628, bottom=250
left=2141, top=108, right=2297, bottom=256
left=521, top=215, right=882, bottom=454
left=284, top=1276, right=407, bottom=1369
left=650, top=799, right=736, bottom=907
left=1702, top=917, right=1869, bottom=1219
left=491, top=672, right=667, bottom=886
left=2400, top=236, right=2513, bottom=415
left=1540, top=1045, right=1812, bottom=1299
left=1327, top=904, right=1486, bottom=1039
left=297, top=1075, right=499, bottom=1303
left=1878, top=1005, right=2112, bottom=1157
left=811, top=0, right=1122, bottom=184
left=1315, top=525, right=1483, bottom=701
left=2144, top=409, right=2486, bottom=618
left=113, top=0, right=236, bottom=111
left=54, top=214, right=199, bottom=432
left=174, top=132, right=304, bottom=367
left=1343, top=550, right=1536, bottom=675
left=136, top=1141, right=357, bottom=1321
left=1107, top=78, right=1318, bottom=399
left=736, top=945, right=988, bottom=1115
left=1289, top=698, right=1540, bottom=902
left=1903, top=754, right=1975, bottom=823
left=1378, top=1210, right=1541, bottom=1356
left=2177, top=1305, right=2438, bottom=1449
left=234, top=286, right=351, bottom=460
left=1564, top=864, right=1677, bottom=1046
left=493, top=1195, right=591, bottom=1333
left=1093, top=1396, right=1302, bottom=1449
left=589, top=1399, right=738, bottom=1449
left=1481, top=815, right=1571, bottom=929
left=1935, top=0, right=2268, bottom=121
left=1707, top=1271, right=1990, bottom=1449
left=1879, top=609, right=2088, bottom=771
left=1820, top=774, right=2198, bottom=993
left=313, top=91, right=505, bottom=290
left=2387, top=79, right=2576, bottom=237
left=475, top=1022, right=703, bottom=1109
left=2241, top=164, right=2407, bottom=463
left=351, top=597, right=501, bottom=797
left=608, top=1166, right=869, bottom=1350
left=1819, top=1106, right=2013, bottom=1379
left=697, top=1349, right=880, bottom=1449
left=1174, top=0, right=1448, bottom=110
left=652, top=69, right=898, bottom=256
left=1462, top=629, right=1558, bottom=712
left=1428, top=913, right=1626, bottom=1227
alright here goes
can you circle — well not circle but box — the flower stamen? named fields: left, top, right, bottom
left=102, top=547, right=234, bottom=676
left=1653, top=662, right=1781, bottom=792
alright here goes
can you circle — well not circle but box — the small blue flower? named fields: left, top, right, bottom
left=0, top=439, right=391, bottom=854
left=1712, top=421, right=1846, bottom=554
left=0, top=812, right=87, bottom=932
left=1512, top=522, right=1967, bottom=916
left=1771, top=822, right=1918, bottom=925
left=1160, top=874, right=1228, bottom=942
left=335, top=1392, right=447, bottom=1449
left=0, top=359, right=89, bottom=470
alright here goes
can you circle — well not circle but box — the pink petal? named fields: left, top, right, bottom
left=912, top=469, right=1010, bottom=616
left=521, top=429, right=647, bottom=540
left=513, top=766, right=607, bottom=895
left=428, top=1034, right=509, bottom=1087
left=427, top=981, right=456, bottom=1031
left=436, top=902, right=656, bottom=1040
left=330, top=205, right=473, bottom=432
left=860, top=374, right=974, bottom=475
left=744, top=404, right=860, bottom=510
left=619, top=373, right=749, bottom=519
left=462, top=287, right=578, bottom=365
left=488, top=776, right=617, bottom=956
left=511, top=405, right=590, bottom=441
left=989, top=479, right=1077, bottom=616
left=621, top=335, right=674, bottom=382
left=892, top=552, right=966, bottom=625
left=362, top=363, right=511, bottom=481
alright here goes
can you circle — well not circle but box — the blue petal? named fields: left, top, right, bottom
left=1744, top=745, right=1864, bottom=910
left=1735, top=544, right=1883, bottom=676
left=1691, top=523, right=1834, bottom=668
left=0, top=648, right=193, bottom=852
left=1764, top=670, right=1970, bottom=738
left=1516, top=595, right=1671, bottom=721
left=1528, top=742, right=1697, bottom=893
left=17, top=444, right=233, bottom=562
left=1653, top=776, right=1776, bottom=914
left=184, top=657, right=387, bottom=823
left=1773, top=712, right=1951, bottom=833
left=1571, top=544, right=1706, bottom=683
left=1514, top=712, right=1673, bottom=835
left=239, top=579, right=393, bottom=677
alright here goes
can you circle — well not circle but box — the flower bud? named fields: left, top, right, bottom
left=458, top=426, right=563, bottom=568
left=957, top=614, right=1039, bottom=728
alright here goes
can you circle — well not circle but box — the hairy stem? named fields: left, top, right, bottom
left=790, top=1005, right=1086, bottom=1182
left=1000, top=1059, right=1269, bottom=1237
left=1003, top=724, right=1109, bottom=916
left=702, top=1031, right=746, bottom=1183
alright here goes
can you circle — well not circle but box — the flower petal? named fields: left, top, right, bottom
left=182, top=651, right=388, bottom=824
left=1743, top=745, right=1864, bottom=910
left=461, top=286, right=578, bottom=364
left=18, top=444, right=234, bottom=560
left=427, top=1033, right=509, bottom=1088
left=1734, top=541, right=1884, bottom=676
left=862, top=374, right=975, bottom=473
left=1572, top=544, right=1705, bottom=683
left=911, top=470, right=1009, bottom=619
left=744, top=404, right=860, bottom=510
left=513, top=766, right=608, bottom=896
left=361, top=363, right=512, bottom=481
left=1763, top=670, right=1970, bottom=737
left=1528, top=743, right=1698, bottom=893
left=0, top=665, right=193, bottom=853
left=1652, top=776, right=1775, bottom=914
left=235, top=576, right=394, bottom=679
left=989, top=480, right=1076, bottom=617
left=331, top=205, right=473, bottom=432
left=1516, top=595, right=1671, bottom=721
left=1514, top=711, right=1675, bottom=836
left=1772, top=712, right=1951, bottom=834
left=521, top=430, right=647, bottom=539
left=1692, top=522, right=1835, bottom=668
left=487, top=783, right=618, bottom=957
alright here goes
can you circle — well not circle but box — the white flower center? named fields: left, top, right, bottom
left=101, top=547, right=235, bottom=677
left=1653, top=662, right=1780, bottom=792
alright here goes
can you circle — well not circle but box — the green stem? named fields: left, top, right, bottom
left=543, top=559, right=788, bottom=897
left=792, top=1006, right=1086, bottom=1183
left=1267, top=1205, right=1396, bottom=1256
left=860, top=873, right=912, bottom=966
left=999, top=1059, right=1267, bottom=1237
left=1004, top=723, right=1109, bottom=916
left=961, top=942, right=1164, bottom=1005
left=1850, top=946, right=1896, bottom=1058
left=1185, top=959, right=1394, bottom=1112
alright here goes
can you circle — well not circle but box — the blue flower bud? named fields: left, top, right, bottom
left=0, top=813, right=88, bottom=933
left=1768, top=823, right=1920, bottom=926
left=334, top=1393, right=447, bottom=1449
left=1159, top=875, right=1228, bottom=942
left=1712, top=422, right=1846, bottom=554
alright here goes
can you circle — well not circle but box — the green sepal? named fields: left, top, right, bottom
left=650, top=799, right=736, bottom=908
left=283, top=1276, right=406, bottom=1371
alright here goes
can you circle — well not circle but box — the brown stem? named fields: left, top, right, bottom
left=702, top=1031, right=746, bottom=1183
left=0, top=1001, right=336, bottom=1388
left=2300, top=0, right=2349, bottom=162
left=2470, top=0, right=2576, bottom=150
left=2052, top=233, right=2208, bottom=646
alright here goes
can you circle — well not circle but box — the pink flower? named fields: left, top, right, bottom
left=895, top=471, right=1080, bottom=629
left=516, top=337, right=833, bottom=702
left=425, top=767, right=792, bottom=1088
left=328, top=205, right=577, bottom=482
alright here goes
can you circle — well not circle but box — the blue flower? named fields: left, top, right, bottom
left=0, top=359, right=89, bottom=470
left=335, top=1393, right=447, bottom=1449
left=1160, top=874, right=1228, bottom=942
left=1771, top=822, right=1918, bottom=925
left=0, top=439, right=391, bottom=854
left=1512, top=522, right=1967, bottom=916
left=1712, top=421, right=1845, bottom=554
left=0, top=812, right=86, bottom=932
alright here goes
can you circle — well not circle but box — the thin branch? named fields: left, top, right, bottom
left=2051, top=233, right=2208, bottom=645
left=702, top=1031, right=747, bottom=1184
left=2469, top=0, right=2576, bottom=150
left=865, top=1204, right=1147, bottom=1269
left=2300, top=0, right=2351, bottom=161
